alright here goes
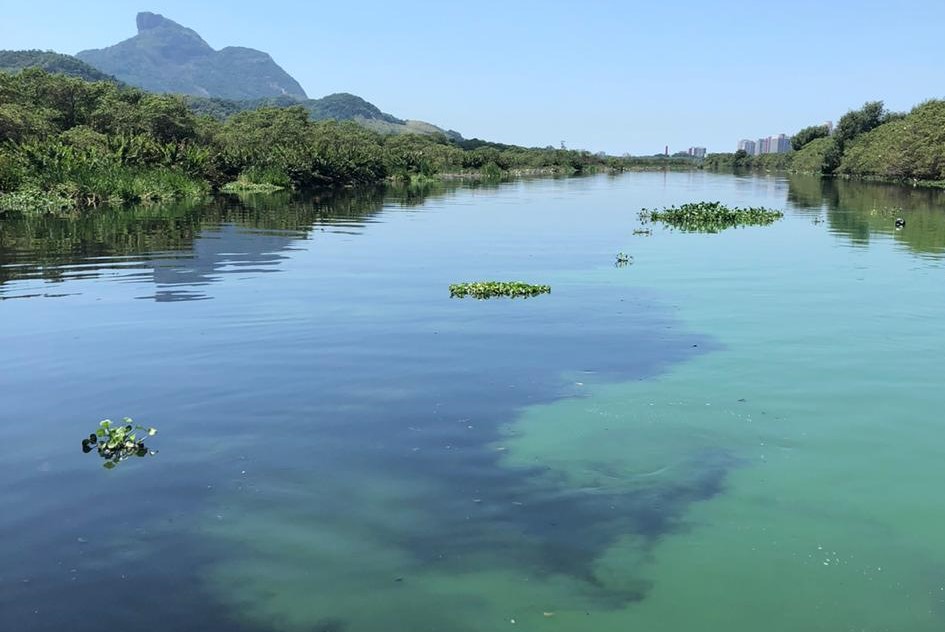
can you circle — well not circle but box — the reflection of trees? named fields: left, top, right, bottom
left=0, top=184, right=452, bottom=295
left=788, top=175, right=945, bottom=256
left=785, top=175, right=832, bottom=212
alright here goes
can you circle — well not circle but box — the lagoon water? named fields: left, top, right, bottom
left=2, top=173, right=945, bottom=631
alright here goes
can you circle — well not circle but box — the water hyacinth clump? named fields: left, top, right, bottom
left=639, top=201, right=784, bottom=233
left=449, top=281, right=551, bottom=299
left=82, top=418, right=157, bottom=469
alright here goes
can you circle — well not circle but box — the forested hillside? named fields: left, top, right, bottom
left=0, top=70, right=676, bottom=213
left=705, top=100, right=945, bottom=184
left=0, top=50, right=117, bottom=83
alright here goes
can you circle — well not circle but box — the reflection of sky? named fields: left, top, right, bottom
left=0, top=218, right=373, bottom=302
left=140, top=225, right=298, bottom=302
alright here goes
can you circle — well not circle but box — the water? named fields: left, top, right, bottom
left=2, top=173, right=944, bottom=631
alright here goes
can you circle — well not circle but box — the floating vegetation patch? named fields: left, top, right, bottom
left=616, top=252, right=633, bottom=267
left=82, top=418, right=157, bottom=469
left=449, top=281, right=551, bottom=299
left=639, top=201, right=783, bottom=233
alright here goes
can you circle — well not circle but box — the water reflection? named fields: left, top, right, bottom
left=788, top=175, right=945, bottom=256
left=0, top=184, right=452, bottom=301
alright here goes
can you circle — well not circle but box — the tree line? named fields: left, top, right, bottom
left=0, top=69, right=692, bottom=213
left=704, top=99, right=945, bottom=184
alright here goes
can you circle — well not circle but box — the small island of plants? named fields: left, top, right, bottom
left=82, top=418, right=157, bottom=469
left=639, top=201, right=783, bottom=233
left=449, top=281, right=551, bottom=299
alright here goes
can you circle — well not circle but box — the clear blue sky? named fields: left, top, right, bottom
left=3, top=0, right=943, bottom=154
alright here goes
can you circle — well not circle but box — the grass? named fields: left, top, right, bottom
left=639, top=201, right=783, bottom=233
left=449, top=281, right=551, bottom=299
left=0, top=188, right=74, bottom=215
left=1, top=167, right=209, bottom=214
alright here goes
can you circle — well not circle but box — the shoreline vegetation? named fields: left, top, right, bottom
left=4, top=71, right=944, bottom=216
left=702, top=100, right=945, bottom=188
left=0, top=70, right=696, bottom=215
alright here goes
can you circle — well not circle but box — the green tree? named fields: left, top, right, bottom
left=791, top=125, right=829, bottom=151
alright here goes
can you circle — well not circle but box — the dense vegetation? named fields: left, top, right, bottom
left=76, top=12, right=307, bottom=100
left=0, top=50, right=117, bottom=83
left=837, top=100, right=945, bottom=182
left=791, top=124, right=830, bottom=151
left=639, top=201, right=783, bottom=233
left=0, top=70, right=690, bottom=214
left=706, top=100, right=945, bottom=184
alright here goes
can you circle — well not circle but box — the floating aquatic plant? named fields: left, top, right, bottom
left=639, top=201, right=783, bottom=233
left=615, top=252, right=632, bottom=267
left=449, top=281, right=551, bottom=299
left=82, top=418, right=157, bottom=469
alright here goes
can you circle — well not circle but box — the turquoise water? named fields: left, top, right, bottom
left=1, top=174, right=944, bottom=631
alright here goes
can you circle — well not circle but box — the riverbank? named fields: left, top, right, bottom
left=704, top=99, right=945, bottom=187
left=1, top=69, right=700, bottom=215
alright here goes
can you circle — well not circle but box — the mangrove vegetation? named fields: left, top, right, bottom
left=0, top=70, right=695, bottom=214
left=705, top=99, right=945, bottom=185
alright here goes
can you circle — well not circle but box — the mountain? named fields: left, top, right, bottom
left=0, top=50, right=117, bottom=82
left=76, top=12, right=307, bottom=100
left=8, top=14, right=460, bottom=138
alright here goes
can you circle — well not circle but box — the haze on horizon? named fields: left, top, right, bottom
left=3, top=0, right=942, bottom=155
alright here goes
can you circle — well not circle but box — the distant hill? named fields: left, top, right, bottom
left=76, top=12, right=307, bottom=100
left=0, top=50, right=117, bottom=82
left=188, top=92, right=463, bottom=140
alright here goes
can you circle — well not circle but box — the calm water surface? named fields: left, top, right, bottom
left=2, top=173, right=944, bottom=631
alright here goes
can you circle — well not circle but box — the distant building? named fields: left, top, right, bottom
left=737, top=139, right=756, bottom=154
left=688, top=147, right=707, bottom=158
left=747, top=134, right=790, bottom=155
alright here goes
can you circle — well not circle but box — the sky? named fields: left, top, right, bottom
left=3, top=0, right=944, bottom=155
